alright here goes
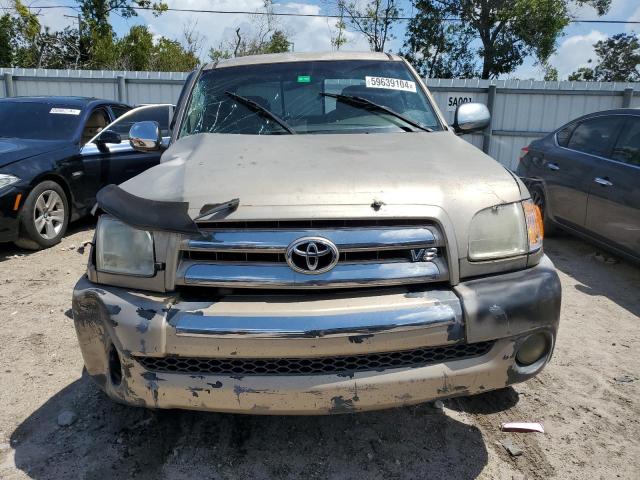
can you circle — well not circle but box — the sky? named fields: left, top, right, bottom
left=12, top=0, right=640, bottom=79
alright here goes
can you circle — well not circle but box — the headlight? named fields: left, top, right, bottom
left=96, top=216, right=155, bottom=276
left=468, top=200, right=542, bottom=261
left=0, top=174, right=20, bottom=189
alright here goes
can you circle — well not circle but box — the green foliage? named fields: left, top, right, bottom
left=402, top=0, right=478, bottom=78
left=208, top=48, right=233, bottom=64
left=568, top=66, right=596, bottom=81
left=77, top=0, right=168, bottom=28
left=0, top=1, right=197, bottom=71
left=150, top=37, right=199, bottom=71
left=112, top=26, right=199, bottom=71
left=264, top=30, right=290, bottom=54
left=405, top=0, right=611, bottom=79
left=543, top=65, right=559, bottom=81
left=0, top=14, right=15, bottom=66
left=330, top=5, right=348, bottom=50
left=118, top=25, right=154, bottom=70
left=207, top=7, right=292, bottom=64
left=568, top=33, right=640, bottom=82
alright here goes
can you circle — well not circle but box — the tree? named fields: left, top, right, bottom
left=117, top=25, right=154, bottom=70
left=114, top=25, right=200, bottom=71
left=402, top=0, right=477, bottom=78
left=568, top=33, right=640, bottom=82
left=405, top=0, right=611, bottom=79
left=75, top=0, right=167, bottom=68
left=336, top=0, right=400, bottom=52
left=0, top=1, right=199, bottom=72
left=0, top=14, right=14, bottom=66
left=568, top=66, right=595, bottom=81
left=76, top=0, right=168, bottom=31
left=208, top=1, right=291, bottom=61
left=264, top=30, right=290, bottom=53
left=151, top=37, right=199, bottom=71
left=330, top=4, right=348, bottom=50
left=543, top=65, right=559, bottom=81
left=9, top=0, right=42, bottom=67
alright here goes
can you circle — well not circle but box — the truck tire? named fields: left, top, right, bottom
left=14, top=180, right=70, bottom=250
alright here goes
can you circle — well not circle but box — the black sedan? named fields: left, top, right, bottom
left=0, top=97, right=170, bottom=249
left=517, top=108, right=640, bottom=263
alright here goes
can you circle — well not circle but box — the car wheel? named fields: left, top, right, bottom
left=530, top=185, right=556, bottom=237
left=14, top=180, right=70, bottom=250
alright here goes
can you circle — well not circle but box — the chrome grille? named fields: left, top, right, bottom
left=136, top=341, right=493, bottom=376
left=176, top=220, right=448, bottom=289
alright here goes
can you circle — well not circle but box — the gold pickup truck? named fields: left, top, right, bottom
left=72, top=51, right=560, bottom=414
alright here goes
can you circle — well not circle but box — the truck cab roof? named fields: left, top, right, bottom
left=206, top=51, right=405, bottom=70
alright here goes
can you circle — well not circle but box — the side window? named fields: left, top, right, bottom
left=110, top=106, right=130, bottom=119
left=555, top=123, right=575, bottom=147
left=106, top=105, right=172, bottom=141
left=82, top=108, right=110, bottom=145
left=611, top=117, right=640, bottom=166
left=567, top=116, right=624, bottom=157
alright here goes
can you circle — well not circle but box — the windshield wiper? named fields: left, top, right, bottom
left=320, top=92, right=433, bottom=133
left=225, top=91, right=296, bottom=134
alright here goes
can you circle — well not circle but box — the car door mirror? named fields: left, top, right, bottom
left=95, top=129, right=122, bottom=145
left=452, top=103, right=491, bottom=134
left=129, top=121, right=163, bottom=152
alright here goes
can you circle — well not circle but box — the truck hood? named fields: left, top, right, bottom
left=121, top=131, right=522, bottom=220
left=0, top=138, right=69, bottom=168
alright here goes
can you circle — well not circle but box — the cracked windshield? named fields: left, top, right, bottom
left=179, top=60, right=442, bottom=136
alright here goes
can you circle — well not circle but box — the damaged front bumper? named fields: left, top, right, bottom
left=72, top=256, right=561, bottom=414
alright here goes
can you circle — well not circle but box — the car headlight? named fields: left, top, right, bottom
left=96, top=216, right=155, bottom=276
left=0, top=174, right=20, bottom=189
left=468, top=200, right=543, bottom=261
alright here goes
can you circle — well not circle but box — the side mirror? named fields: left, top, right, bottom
left=129, top=121, right=162, bottom=152
left=452, top=103, right=490, bottom=134
left=94, top=129, right=121, bottom=146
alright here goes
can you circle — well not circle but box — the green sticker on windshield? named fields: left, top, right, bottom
left=297, top=75, right=311, bottom=83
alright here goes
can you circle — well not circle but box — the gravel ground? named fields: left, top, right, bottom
left=0, top=222, right=638, bottom=480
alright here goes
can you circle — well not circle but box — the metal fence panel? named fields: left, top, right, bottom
left=1, top=68, right=638, bottom=169
left=0, top=68, right=189, bottom=104
left=426, top=78, right=639, bottom=169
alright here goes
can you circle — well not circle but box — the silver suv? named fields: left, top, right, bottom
left=72, top=52, right=560, bottom=414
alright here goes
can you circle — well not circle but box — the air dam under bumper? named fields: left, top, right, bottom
left=72, top=256, right=561, bottom=414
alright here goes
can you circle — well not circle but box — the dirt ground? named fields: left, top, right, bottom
left=0, top=220, right=638, bottom=480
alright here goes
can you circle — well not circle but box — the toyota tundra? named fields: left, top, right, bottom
left=72, top=52, right=561, bottom=414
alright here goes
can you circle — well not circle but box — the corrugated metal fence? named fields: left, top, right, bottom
left=427, top=78, right=640, bottom=168
left=0, top=69, right=188, bottom=106
left=2, top=68, right=639, bottom=169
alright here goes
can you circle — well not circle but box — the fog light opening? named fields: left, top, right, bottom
left=108, top=345, right=122, bottom=386
left=516, top=333, right=550, bottom=367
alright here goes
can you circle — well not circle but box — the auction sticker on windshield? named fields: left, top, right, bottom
left=50, top=108, right=81, bottom=115
left=365, top=76, right=417, bottom=93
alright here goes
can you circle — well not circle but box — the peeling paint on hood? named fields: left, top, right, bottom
left=119, top=131, right=522, bottom=219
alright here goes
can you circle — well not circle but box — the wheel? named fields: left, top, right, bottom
left=14, top=180, right=70, bottom=250
left=529, top=185, right=556, bottom=237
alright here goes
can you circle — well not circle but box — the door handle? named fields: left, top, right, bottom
left=546, top=162, right=560, bottom=171
left=594, top=177, right=613, bottom=187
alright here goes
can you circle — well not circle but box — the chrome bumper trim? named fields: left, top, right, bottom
left=187, top=227, right=438, bottom=252
left=178, top=260, right=444, bottom=289
left=173, top=290, right=461, bottom=337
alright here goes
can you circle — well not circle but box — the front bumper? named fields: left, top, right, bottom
left=72, top=256, right=561, bottom=414
left=0, top=186, right=24, bottom=242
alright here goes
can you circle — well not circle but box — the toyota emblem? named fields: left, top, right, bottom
left=285, top=237, right=339, bottom=274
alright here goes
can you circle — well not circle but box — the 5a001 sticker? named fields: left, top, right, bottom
left=365, top=76, right=417, bottom=93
